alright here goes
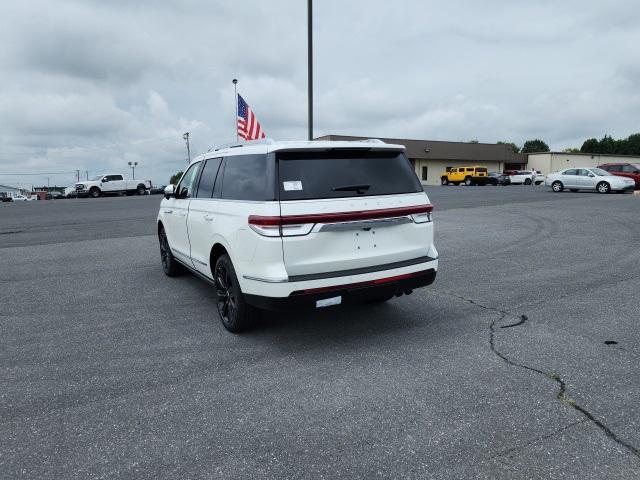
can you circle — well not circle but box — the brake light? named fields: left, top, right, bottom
left=248, top=204, right=434, bottom=237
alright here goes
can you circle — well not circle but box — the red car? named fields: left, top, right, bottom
left=598, top=163, right=640, bottom=188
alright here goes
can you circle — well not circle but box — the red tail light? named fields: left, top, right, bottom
left=248, top=204, right=433, bottom=237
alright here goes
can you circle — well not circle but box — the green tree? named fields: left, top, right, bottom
left=562, top=147, right=581, bottom=153
left=497, top=141, right=521, bottom=153
left=581, top=133, right=640, bottom=155
left=521, top=139, right=550, bottom=153
left=169, top=171, right=183, bottom=185
left=625, top=133, right=640, bottom=155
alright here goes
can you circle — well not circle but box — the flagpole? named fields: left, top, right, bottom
left=232, top=78, right=238, bottom=142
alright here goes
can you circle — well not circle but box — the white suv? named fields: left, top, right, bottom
left=157, top=139, right=438, bottom=332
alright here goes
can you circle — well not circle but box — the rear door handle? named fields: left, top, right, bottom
left=163, top=209, right=173, bottom=214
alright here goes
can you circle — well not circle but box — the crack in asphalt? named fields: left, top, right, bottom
left=489, top=419, right=588, bottom=461
left=431, top=288, right=640, bottom=460
left=500, top=314, right=527, bottom=329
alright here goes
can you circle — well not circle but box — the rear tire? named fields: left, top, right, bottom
left=464, top=177, right=474, bottom=186
left=137, top=185, right=146, bottom=195
left=214, top=254, right=259, bottom=333
left=159, top=227, right=181, bottom=277
left=441, top=177, right=449, bottom=185
left=596, top=182, right=611, bottom=194
left=551, top=181, right=564, bottom=192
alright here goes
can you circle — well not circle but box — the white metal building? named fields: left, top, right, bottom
left=528, top=152, right=640, bottom=175
left=0, top=184, right=23, bottom=198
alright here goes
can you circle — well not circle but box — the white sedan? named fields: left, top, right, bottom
left=509, top=170, right=544, bottom=185
left=11, top=194, right=37, bottom=201
left=545, top=167, right=636, bottom=193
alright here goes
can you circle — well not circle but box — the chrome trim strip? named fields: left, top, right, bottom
left=288, top=256, right=437, bottom=283
left=242, top=275, right=290, bottom=283
left=317, top=216, right=412, bottom=232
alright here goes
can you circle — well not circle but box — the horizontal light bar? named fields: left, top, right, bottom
left=249, top=204, right=433, bottom=228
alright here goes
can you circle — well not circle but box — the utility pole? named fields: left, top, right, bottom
left=307, top=0, right=313, bottom=141
left=233, top=78, right=238, bottom=141
left=85, top=171, right=88, bottom=181
left=76, top=170, right=80, bottom=183
left=183, top=132, right=191, bottom=163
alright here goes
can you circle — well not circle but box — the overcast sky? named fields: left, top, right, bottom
left=1, top=0, right=639, bottom=187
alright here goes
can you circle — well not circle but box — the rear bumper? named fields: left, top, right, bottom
left=245, top=268, right=437, bottom=311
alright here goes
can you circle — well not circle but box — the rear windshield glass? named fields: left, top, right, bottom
left=277, top=150, right=423, bottom=200
left=476, top=168, right=487, bottom=173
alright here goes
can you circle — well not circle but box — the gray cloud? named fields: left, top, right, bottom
left=1, top=0, right=639, bottom=187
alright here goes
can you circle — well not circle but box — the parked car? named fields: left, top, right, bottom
left=10, top=194, right=37, bottom=202
left=508, top=170, right=544, bottom=185
left=46, top=191, right=63, bottom=200
left=75, top=174, right=151, bottom=198
left=440, top=166, right=488, bottom=185
left=545, top=167, right=635, bottom=193
left=150, top=185, right=167, bottom=194
left=63, top=186, right=77, bottom=198
left=598, top=163, right=640, bottom=188
left=158, top=139, right=438, bottom=332
left=474, top=172, right=511, bottom=186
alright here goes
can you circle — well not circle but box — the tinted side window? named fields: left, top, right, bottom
left=621, top=165, right=636, bottom=173
left=112, top=175, right=124, bottom=181
left=196, top=158, right=223, bottom=198
left=578, top=169, right=590, bottom=176
left=564, top=169, right=577, bottom=175
left=220, top=154, right=274, bottom=201
left=176, top=162, right=201, bottom=199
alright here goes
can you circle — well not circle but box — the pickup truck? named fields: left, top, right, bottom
left=75, top=174, right=152, bottom=198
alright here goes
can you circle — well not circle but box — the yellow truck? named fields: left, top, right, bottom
left=440, top=166, right=488, bottom=186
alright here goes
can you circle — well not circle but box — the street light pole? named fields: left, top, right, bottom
left=307, top=0, right=313, bottom=141
left=233, top=79, right=238, bottom=141
left=183, top=132, right=191, bottom=163
left=128, top=161, right=138, bottom=179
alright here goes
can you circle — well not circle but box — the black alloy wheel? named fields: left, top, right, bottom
left=215, top=262, right=237, bottom=328
left=159, top=228, right=180, bottom=276
left=213, top=254, right=258, bottom=332
left=524, top=178, right=532, bottom=185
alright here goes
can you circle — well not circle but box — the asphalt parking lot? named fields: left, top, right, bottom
left=1, top=187, right=639, bottom=479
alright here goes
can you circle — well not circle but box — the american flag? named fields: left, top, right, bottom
left=237, top=94, right=266, bottom=140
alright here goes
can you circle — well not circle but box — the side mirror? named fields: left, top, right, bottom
left=164, top=184, right=176, bottom=199
left=588, top=173, right=595, bottom=177
left=102, top=177, right=109, bottom=183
